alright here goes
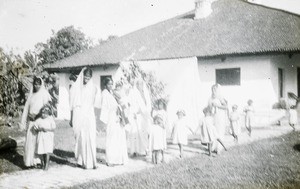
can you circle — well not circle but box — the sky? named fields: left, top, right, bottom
left=0, top=0, right=299, bottom=54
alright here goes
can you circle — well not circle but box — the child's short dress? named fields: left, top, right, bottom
left=152, top=110, right=168, bottom=147
left=149, top=124, right=166, bottom=151
left=244, top=106, right=254, bottom=128
left=229, top=112, right=241, bottom=136
left=289, top=108, right=298, bottom=125
left=172, top=118, right=189, bottom=145
left=35, top=117, right=56, bottom=154
left=200, top=116, right=218, bottom=144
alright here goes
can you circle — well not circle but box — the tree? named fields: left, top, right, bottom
left=98, top=35, right=118, bottom=45
left=36, top=26, right=92, bottom=65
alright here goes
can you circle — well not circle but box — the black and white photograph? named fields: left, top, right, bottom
left=0, top=0, right=300, bottom=188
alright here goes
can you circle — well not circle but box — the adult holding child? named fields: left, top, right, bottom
left=69, top=67, right=101, bottom=169
left=100, top=77, right=128, bottom=166
left=21, top=76, right=52, bottom=168
left=208, top=84, right=229, bottom=154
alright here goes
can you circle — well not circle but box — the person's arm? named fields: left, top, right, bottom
left=69, top=110, right=73, bottom=127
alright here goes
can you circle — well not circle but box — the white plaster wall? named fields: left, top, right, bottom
left=269, top=54, right=300, bottom=99
left=198, top=56, right=276, bottom=111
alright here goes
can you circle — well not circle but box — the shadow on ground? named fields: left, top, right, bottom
left=293, top=144, right=300, bottom=152
left=0, top=148, right=26, bottom=171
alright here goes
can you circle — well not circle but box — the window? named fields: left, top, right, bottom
left=100, top=75, right=112, bottom=91
left=216, top=68, right=241, bottom=86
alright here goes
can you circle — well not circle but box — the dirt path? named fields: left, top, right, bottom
left=0, top=125, right=296, bottom=189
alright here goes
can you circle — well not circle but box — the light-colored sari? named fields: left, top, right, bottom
left=70, top=69, right=101, bottom=169
left=21, top=78, right=51, bottom=167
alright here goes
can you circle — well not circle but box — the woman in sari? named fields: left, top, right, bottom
left=21, top=76, right=52, bottom=168
left=127, top=78, right=152, bottom=156
left=70, top=67, right=101, bottom=169
left=208, top=84, right=228, bottom=154
left=100, top=78, right=128, bottom=166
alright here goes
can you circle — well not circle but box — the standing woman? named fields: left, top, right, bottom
left=208, top=84, right=228, bottom=153
left=70, top=67, right=101, bottom=169
left=21, top=76, right=52, bottom=168
left=100, top=78, right=128, bottom=166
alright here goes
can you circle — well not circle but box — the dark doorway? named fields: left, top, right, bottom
left=278, top=68, right=283, bottom=98
left=298, top=68, right=300, bottom=96
left=100, top=75, right=112, bottom=91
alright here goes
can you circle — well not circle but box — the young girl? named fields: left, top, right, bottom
left=33, top=105, right=56, bottom=170
left=287, top=93, right=298, bottom=131
left=244, top=99, right=254, bottom=136
left=149, top=114, right=166, bottom=164
left=171, top=110, right=193, bottom=158
left=229, top=105, right=241, bottom=142
left=197, top=107, right=227, bottom=156
left=152, top=99, right=168, bottom=148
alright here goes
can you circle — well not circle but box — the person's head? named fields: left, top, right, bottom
left=83, top=68, right=93, bottom=85
left=176, top=109, right=186, bottom=119
left=232, top=105, right=238, bottom=112
left=156, top=98, right=166, bottom=110
left=41, top=105, right=52, bottom=119
left=211, top=84, right=221, bottom=98
left=247, top=99, right=253, bottom=106
left=203, top=106, right=212, bottom=117
left=153, top=114, right=163, bottom=125
left=69, top=73, right=77, bottom=82
left=104, top=77, right=113, bottom=91
left=33, top=77, right=42, bottom=92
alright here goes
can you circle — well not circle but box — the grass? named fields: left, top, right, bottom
left=72, top=131, right=300, bottom=189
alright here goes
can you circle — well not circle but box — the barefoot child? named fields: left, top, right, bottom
left=244, top=99, right=254, bottom=136
left=149, top=114, right=166, bottom=164
left=152, top=99, right=168, bottom=150
left=197, top=106, right=227, bottom=156
left=229, top=105, right=241, bottom=142
left=33, top=105, right=56, bottom=170
left=171, top=110, right=193, bottom=158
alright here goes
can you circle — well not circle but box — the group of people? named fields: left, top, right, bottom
left=20, top=67, right=262, bottom=170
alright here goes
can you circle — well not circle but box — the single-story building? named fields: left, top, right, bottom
left=45, top=0, right=300, bottom=129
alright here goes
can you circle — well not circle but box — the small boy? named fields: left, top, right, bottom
left=244, top=99, right=254, bottom=136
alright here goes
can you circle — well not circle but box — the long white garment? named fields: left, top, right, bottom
left=127, top=86, right=149, bottom=155
left=208, top=97, right=228, bottom=152
left=70, top=69, right=101, bottom=169
left=21, top=79, right=51, bottom=167
left=100, top=89, right=128, bottom=165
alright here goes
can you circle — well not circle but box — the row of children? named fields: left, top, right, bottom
left=148, top=99, right=255, bottom=162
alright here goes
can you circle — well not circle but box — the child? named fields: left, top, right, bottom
left=149, top=114, right=166, bottom=164
left=229, top=105, right=241, bottom=142
left=33, top=105, right=56, bottom=170
left=244, top=99, right=254, bottom=136
left=171, top=110, right=193, bottom=158
left=197, top=106, right=227, bottom=156
left=152, top=99, right=168, bottom=147
left=287, top=93, right=298, bottom=131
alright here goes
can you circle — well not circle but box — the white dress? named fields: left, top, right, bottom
left=229, top=112, right=241, bottom=136
left=35, top=117, right=56, bottom=154
left=152, top=109, right=168, bottom=149
left=200, top=116, right=218, bottom=144
left=244, top=105, right=254, bottom=128
left=172, top=118, right=190, bottom=145
left=149, top=124, right=166, bottom=151
left=100, top=89, right=128, bottom=165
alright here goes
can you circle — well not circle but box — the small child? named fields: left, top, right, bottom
left=171, top=110, right=193, bottom=158
left=287, top=93, right=298, bottom=131
left=149, top=114, right=166, bottom=164
left=197, top=106, right=227, bottom=156
left=244, top=99, right=254, bottom=136
left=229, top=105, right=241, bottom=142
left=152, top=99, right=168, bottom=148
left=33, top=105, right=56, bottom=170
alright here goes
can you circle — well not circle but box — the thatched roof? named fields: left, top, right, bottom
left=46, top=0, right=300, bottom=69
